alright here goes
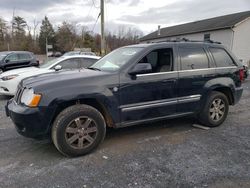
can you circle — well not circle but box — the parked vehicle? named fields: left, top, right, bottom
left=80, top=52, right=96, bottom=56
left=63, top=51, right=81, bottom=56
left=0, top=51, right=39, bottom=74
left=54, top=52, right=62, bottom=57
left=0, top=55, right=100, bottom=96
left=63, top=51, right=96, bottom=56
left=6, top=41, right=243, bottom=157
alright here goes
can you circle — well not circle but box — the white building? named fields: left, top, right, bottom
left=140, top=11, right=250, bottom=65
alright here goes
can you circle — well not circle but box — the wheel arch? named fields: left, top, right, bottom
left=51, top=98, right=115, bottom=129
left=212, top=87, right=234, bottom=105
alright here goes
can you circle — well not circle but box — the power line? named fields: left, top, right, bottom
left=86, top=2, right=94, bottom=19
left=92, top=12, right=101, bottom=32
left=91, top=0, right=100, bottom=8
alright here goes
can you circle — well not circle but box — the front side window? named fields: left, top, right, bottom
left=57, top=59, right=79, bottom=69
left=41, top=57, right=65, bottom=68
left=137, top=48, right=173, bottom=74
left=179, top=47, right=209, bottom=70
left=90, top=47, right=143, bottom=72
left=209, top=48, right=235, bottom=67
left=5, top=54, right=18, bottom=62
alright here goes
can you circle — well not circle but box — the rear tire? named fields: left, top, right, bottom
left=52, top=104, right=106, bottom=157
left=198, top=91, right=229, bottom=127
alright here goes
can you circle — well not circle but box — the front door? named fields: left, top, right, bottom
left=119, top=47, right=178, bottom=125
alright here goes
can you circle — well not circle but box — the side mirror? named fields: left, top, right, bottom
left=5, top=59, right=9, bottom=63
left=128, top=63, right=152, bottom=75
left=54, top=65, right=62, bottom=71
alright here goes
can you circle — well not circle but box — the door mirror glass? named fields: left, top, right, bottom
left=128, top=63, right=152, bottom=75
left=54, top=65, right=62, bottom=71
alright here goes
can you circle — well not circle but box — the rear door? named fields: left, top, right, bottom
left=17, top=53, right=32, bottom=67
left=176, top=44, right=215, bottom=114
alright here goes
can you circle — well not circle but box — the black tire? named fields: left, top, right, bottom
left=198, top=91, right=229, bottom=127
left=52, top=104, right=106, bottom=157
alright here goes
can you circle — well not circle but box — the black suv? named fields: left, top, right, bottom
left=0, top=51, right=39, bottom=73
left=6, top=41, right=243, bottom=157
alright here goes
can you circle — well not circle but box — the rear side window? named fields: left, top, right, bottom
left=79, top=58, right=98, bottom=68
left=209, top=48, right=235, bottom=67
left=179, top=47, right=209, bottom=70
left=19, top=53, right=32, bottom=60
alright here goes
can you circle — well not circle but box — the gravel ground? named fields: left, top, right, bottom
left=0, top=79, right=250, bottom=188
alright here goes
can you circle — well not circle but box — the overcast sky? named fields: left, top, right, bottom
left=0, top=0, right=250, bottom=35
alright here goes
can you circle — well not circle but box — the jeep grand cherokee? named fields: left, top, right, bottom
left=6, top=41, right=243, bottom=157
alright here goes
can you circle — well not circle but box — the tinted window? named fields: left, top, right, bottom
left=6, top=54, right=18, bottom=61
left=204, top=34, right=210, bottom=41
left=19, top=53, right=31, bottom=60
left=58, top=59, right=79, bottom=69
left=179, top=47, right=209, bottom=70
left=79, top=58, right=98, bottom=68
left=209, top=48, right=235, bottom=67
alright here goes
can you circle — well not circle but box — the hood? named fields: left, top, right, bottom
left=22, top=69, right=110, bottom=89
left=0, top=67, right=39, bottom=77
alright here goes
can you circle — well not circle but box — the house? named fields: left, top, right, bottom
left=140, top=11, right=250, bottom=65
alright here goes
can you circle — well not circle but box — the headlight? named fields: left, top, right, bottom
left=20, top=88, right=41, bottom=107
left=1, top=74, right=19, bottom=81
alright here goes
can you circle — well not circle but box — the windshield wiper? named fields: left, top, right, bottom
left=88, top=67, right=101, bottom=71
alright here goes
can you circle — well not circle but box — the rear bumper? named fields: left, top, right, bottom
left=233, top=86, right=243, bottom=105
left=6, top=99, right=53, bottom=139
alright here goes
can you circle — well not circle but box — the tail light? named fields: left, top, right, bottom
left=239, top=68, right=244, bottom=82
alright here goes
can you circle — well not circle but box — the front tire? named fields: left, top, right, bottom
left=52, top=104, right=106, bottom=157
left=198, top=91, right=229, bottom=127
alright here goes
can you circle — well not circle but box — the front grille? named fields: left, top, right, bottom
left=14, top=86, right=24, bottom=104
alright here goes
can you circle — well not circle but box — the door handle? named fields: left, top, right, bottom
left=162, top=79, right=176, bottom=83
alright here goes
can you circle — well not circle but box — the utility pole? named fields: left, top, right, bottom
left=46, top=37, right=48, bottom=60
left=100, top=0, right=105, bottom=56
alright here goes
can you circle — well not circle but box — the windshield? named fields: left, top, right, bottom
left=40, top=57, right=65, bottom=68
left=0, top=52, right=10, bottom=61
left=90, top=47, right=143, bottom=72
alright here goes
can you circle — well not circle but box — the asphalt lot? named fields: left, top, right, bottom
left=0, top=79, right=250, bottom=188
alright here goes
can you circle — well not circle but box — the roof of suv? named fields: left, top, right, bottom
left=128, top=41, right=224, bottom=48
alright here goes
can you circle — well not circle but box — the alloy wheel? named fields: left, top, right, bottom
left=65, top=116, right=98, bottom=149
left=209, top=98, right=225, bottom=122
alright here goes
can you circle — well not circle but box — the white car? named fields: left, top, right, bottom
left=0, top=55, right=100, bottom=96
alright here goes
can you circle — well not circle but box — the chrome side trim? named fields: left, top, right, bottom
left=121, top=100, right=177, bottom=112
left=178, top=95, right=201, bottom=104
left=137, top=66, right=237, bottom=77
left=119, top=112, right=194, bottom=127
left=120, top=94, right=201, bottom=112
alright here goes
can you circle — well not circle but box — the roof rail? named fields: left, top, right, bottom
left=150, top=38, right=221, bottom=44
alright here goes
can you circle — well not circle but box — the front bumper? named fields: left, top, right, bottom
left=6, top=99, right=54, bottom=139
left=0, top=80, right=17, bottom=96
